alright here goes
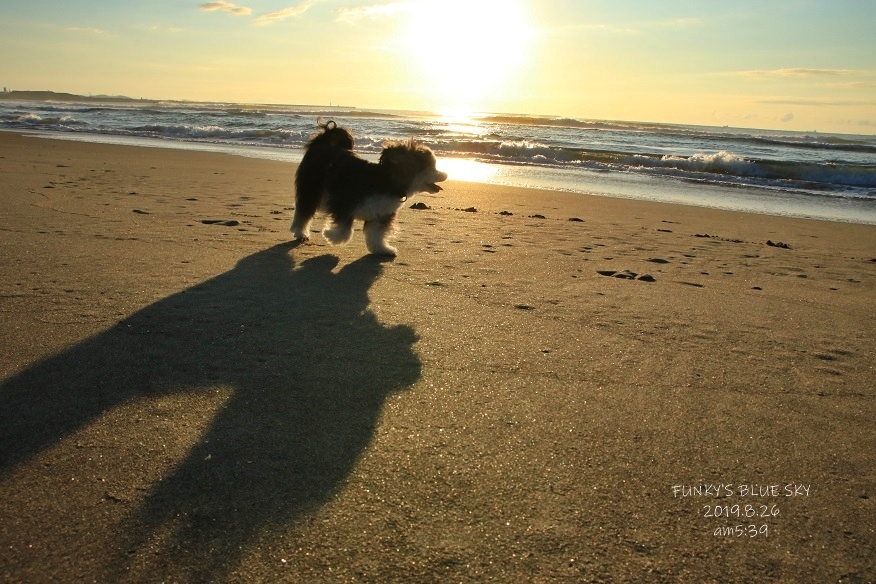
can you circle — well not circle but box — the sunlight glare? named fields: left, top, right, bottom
left=435, top=113, right=489, bottom=136
left=437, top=157, right=498, bottom=183
left=404, top=0, right=533, bottom=112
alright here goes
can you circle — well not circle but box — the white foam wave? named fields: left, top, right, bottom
left=2, top=98, right=874, bottom=200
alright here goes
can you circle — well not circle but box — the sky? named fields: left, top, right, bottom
left=1, top=0, right=874, bottom=134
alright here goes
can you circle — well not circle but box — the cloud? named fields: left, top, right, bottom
left=829, top=81, right=876, bottom=90
left=582, top=23, right=640, bottom=35
left=255, top=1, right=319, bottom=24
left=140, top=24, right=185, bottom=33
left=729, top=68, right=864, bottom=79
left=553, top=23, right=639, bottom=35
left=833, top=119, right=876, bottom=129
left=199, top=0, right=319, bottom=25
left=552, top=15, right=700, bottom=36
left=337, top=2, right=410, bottom=22
left=64, top=26, right=112, bottom=36
left=758, top=98, right=876, bottom=107
left=648, top=17, right=703, bottom=28
left=779, top=113, right=794, bottom=123
left=722, top=68, right=876, bottom=97
left=199, top=1, right=252, bottom=16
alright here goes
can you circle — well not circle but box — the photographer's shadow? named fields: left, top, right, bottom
left=0, top=242, right=421, bottom=580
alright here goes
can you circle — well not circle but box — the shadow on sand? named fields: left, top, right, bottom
left=0, top=242, right=421, bottom=580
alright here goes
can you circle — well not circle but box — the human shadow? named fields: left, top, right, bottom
left=0, top=242, right=420, bottom=581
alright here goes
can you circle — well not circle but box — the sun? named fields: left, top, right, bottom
left=403, top=0, right=534, bottom=113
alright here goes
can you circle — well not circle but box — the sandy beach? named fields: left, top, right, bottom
left=1, top=131, right=874, bottom=582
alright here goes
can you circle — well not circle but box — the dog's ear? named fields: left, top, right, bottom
left=380, top=142, right=418, bottom=186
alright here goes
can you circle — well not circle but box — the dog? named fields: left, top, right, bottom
left=290, top=120, right=447, bottom=256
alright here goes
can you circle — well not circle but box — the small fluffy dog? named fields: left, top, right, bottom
left=290, top=120, right=447, bottom=256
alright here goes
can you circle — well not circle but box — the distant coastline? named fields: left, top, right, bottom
left=0, top=90, right=155, bottom=105
left=0, top=90, right=382, bottom=116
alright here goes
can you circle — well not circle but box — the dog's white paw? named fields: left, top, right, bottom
left=323, top=223, right=354, bottom=245
left=369, top=244, right=397, bottom=257
left=290, top=224, right=310, bottom=241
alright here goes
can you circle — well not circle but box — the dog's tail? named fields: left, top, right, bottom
left=305, top=118, right=354, bottom=151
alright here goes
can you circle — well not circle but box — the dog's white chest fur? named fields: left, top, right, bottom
left=352, top=195, right=406, bottom=221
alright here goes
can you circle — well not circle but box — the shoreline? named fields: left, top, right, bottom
left=1, top=132, right=874, bottom=582
left=9, top=129, right=876, bottom=226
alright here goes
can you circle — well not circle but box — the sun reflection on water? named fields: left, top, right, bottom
left=434, top=112, right=489, bottom=136
left=436, top=157, right=498, bottom=183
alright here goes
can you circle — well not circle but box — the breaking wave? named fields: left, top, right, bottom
left=2, top=96, right=874, bottom=200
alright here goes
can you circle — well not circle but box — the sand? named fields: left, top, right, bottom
left=0, top=131, right=874, bottom=583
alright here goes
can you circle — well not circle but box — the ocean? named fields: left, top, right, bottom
left=2, top=98, right=875, bottom=224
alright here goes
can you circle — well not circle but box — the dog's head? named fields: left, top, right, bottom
left=380, top=139, right=448, bottom=195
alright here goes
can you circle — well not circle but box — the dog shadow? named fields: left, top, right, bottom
left=0, top=242, right=420, bottom=580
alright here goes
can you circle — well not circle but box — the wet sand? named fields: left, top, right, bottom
left=1, top=132, right=874, bottom=582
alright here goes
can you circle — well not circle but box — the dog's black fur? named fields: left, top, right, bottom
left=291, top=120, right=447, bottom=256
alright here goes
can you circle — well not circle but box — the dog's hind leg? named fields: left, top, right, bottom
left=323, top=217, right=354, bottom=245
left=363, top=215, right=398, bottom=257
left=290, top=209, right=314, bottom=241
left=290, top=174, right=322, bottom=240
left=291, top=194, right=320, bottom=240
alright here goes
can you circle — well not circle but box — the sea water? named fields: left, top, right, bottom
left=2, top=99, right=875, bottom=224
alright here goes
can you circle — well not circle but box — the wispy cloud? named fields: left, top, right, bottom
left=720, top=68, right=876, bottom=95
left=337, top=2, right=410, bottom=22
left=199, top=1, right=252, bottom=16
left=838, top=81, right=876, bottom=89
left=139, top=24, right=185, bottom=34
left=255, top=1, right=319, bottom=25
left=757, top=98, right=876, bottom=107
left=141, top=61, right=220, bottom=74
left=730, top=68, right=864, bottom=79
left=831, top=118, right=876, bottom=129
left=647, top=17, right=703, bottom=28
left=552, top=16, right=701, bottom=37
left=552, top=23, right=639, bottom=36
left=199, top=0, right=318, bottom=25
left=582, top=23, right=640, bottom=35
left=64, top=26, right=112, bottom=36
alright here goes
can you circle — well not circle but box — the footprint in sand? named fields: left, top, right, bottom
left=812, top=347, right=855, bottom=378
left=201, top=219, right=241, bottom=226
left=596, top=270, right=656, bottom=282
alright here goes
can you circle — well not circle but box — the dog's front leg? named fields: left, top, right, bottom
left=323, top=217, right=354, bottom=245
left=363, top=214, right=398, bottom=256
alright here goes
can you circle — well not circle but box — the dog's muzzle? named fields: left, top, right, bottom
left=426, top=171, right=449, bottom=193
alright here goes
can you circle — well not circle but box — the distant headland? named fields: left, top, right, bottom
left=0, top=90, right=155, bottom=104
